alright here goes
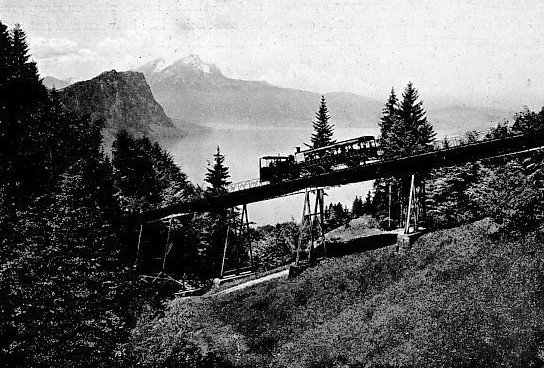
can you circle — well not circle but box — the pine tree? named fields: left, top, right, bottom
left=9, top=24, right=45, bottom=109
left=205, top=146, right=231, bottom=195
left=379, top=88, right=399, bottom=158
left=372, top=83, right=436, bottom=227
left=397, top=81, right=436, bottom=155
left=0, top=22, right=46, bottom=212
left=351, top=196, right=363, bottom=218
left=310, top=95, right=336, bottom=148
left=0, top=22, right=11, bottom=91
left=363, top=191, right=373, bottom=215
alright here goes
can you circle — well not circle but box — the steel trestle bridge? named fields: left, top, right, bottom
left=136, top=131, right=544, bottom=224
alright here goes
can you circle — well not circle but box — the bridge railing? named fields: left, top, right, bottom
left=433, top=126, right=511, bottom=151
left=227, top=178, right=264, bottom=193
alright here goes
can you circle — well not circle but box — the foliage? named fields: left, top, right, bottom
left=253, top=221, right=298, bottom=269
left=309, top=95, right=336, bottom=149
left=425, top=162, right=481, bottom=229
left=112, top=131, right=192, bottom=212
left=425, top=111, right=544, bottom=231
left=512, top=106, right=544, bottom=135
left=467, top=161, right=540, bottom=230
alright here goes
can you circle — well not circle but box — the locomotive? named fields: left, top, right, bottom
left=259, top=135, right=380, bottom=183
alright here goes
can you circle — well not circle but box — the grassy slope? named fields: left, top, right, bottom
left=131, top=219, right=544, bottom=368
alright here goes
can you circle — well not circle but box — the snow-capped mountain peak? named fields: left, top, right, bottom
left=153, top=58, right=169, bottom=73
left=136, top=54, right=223, bottom=82
left=173, top=54, right=219, bottom=75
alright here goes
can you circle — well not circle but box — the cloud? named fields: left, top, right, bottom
left=30, top=36, right=98, bottom=61
left=30, top=37, right=80, bottom=59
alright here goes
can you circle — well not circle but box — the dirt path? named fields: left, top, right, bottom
left=215, top=269, right=289, bottom=296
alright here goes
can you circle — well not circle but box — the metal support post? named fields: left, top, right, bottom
left=241, top=204, right=254, bottom=269
left=219, top=204, right=254, bottom=278
left=388, top=182, right=392, bottom=229
left=404, top=175, right=416, bottom=234
left=162, top=217, right=174, bottom=273
left=295, top=188, right=326, bottom=265
left=220, top=223, right=230, bottom=278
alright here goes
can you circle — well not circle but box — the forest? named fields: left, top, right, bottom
left=2, top=21, right=544, bottom=367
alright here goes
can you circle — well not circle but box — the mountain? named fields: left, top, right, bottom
left=135, top=55, right=514, bottom=134
left=135, top=55, right=384, bottom=130
left=426, top=105, right=514, bottom=136
left=60, top=70, right=182, bottom=145
left=43, top=76, right=70, bottom=89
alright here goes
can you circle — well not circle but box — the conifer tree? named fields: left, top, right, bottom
left=310, top=95, right=336, bottom=148
left=372, top=83, right=436, bottom=227
left=398, top=81, right=436, bottom=155
left=0, top=22, right=11, bottom=91
left=363, top=191, right=373, bottom=215
left=351, top=196, right=364, bottom=218
left=205, top=146, right=231, bottom=195
left=379, top=88, right=399, bottom=158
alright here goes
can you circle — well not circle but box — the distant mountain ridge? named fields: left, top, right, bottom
left=135, top=55, right=384, bottom=130
left=43, top=76, right=71, bottom=90
left=60, top=70, right=182, bottom=146
left=426, top=105, right=514, bottom=135
left=135, top=55, right=513, bottom=134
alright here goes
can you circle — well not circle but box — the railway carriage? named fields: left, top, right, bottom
left=259, top=135, right=380, bottom=183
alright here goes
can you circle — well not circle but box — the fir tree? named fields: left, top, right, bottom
left=397, top=81, right=436, bottom=155
left=363, top=191, right=373, bottom=215
left=205, top=146, right=231, bottom=195
left=351, top=196, right=364, bottom=218
left=0, top=22, right=11, bottom=91
left=372, top=83, right=436, bottom=227
left=310, top=95, right=336, bottom=148
left=202, top=146, right=232, bottom=276
left=379, top=88, right=399, bottom=158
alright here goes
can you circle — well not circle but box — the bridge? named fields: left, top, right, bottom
left=137, top=131, right=544, bottom=223
left=134, top=130, right=544, bottom=282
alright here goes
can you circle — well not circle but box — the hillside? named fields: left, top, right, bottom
left=130, top=218, right=544, bottom=367
left=60, top=70, right=182, bottom=145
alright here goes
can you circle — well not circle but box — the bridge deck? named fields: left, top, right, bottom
left=136, top=133, right=544, bottom=223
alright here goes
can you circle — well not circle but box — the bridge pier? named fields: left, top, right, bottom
left=133, top=213, right=191, bottom=287
left=220, top=204, right=255, bottom=278
left=295, top=187, right=326, bottom=265
left=402, top=174, right=426, bottom=234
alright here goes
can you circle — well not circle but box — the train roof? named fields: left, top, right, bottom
left=298, top=135, right=376, bottom=154
left=260, top=155, right=291, bottom=160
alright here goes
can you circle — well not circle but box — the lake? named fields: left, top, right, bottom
left=163, top=126, right=378, bottom=225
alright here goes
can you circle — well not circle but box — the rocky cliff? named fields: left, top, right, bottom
left=60, top=70, right=182, bottom=145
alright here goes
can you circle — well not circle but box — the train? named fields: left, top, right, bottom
left=259, top=135, right=381, bottom=183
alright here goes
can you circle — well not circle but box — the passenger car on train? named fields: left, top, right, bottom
left=259, top=135, right=380, bottom=183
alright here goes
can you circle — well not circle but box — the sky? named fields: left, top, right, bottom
left=2, top=0, right=544, bottom=108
